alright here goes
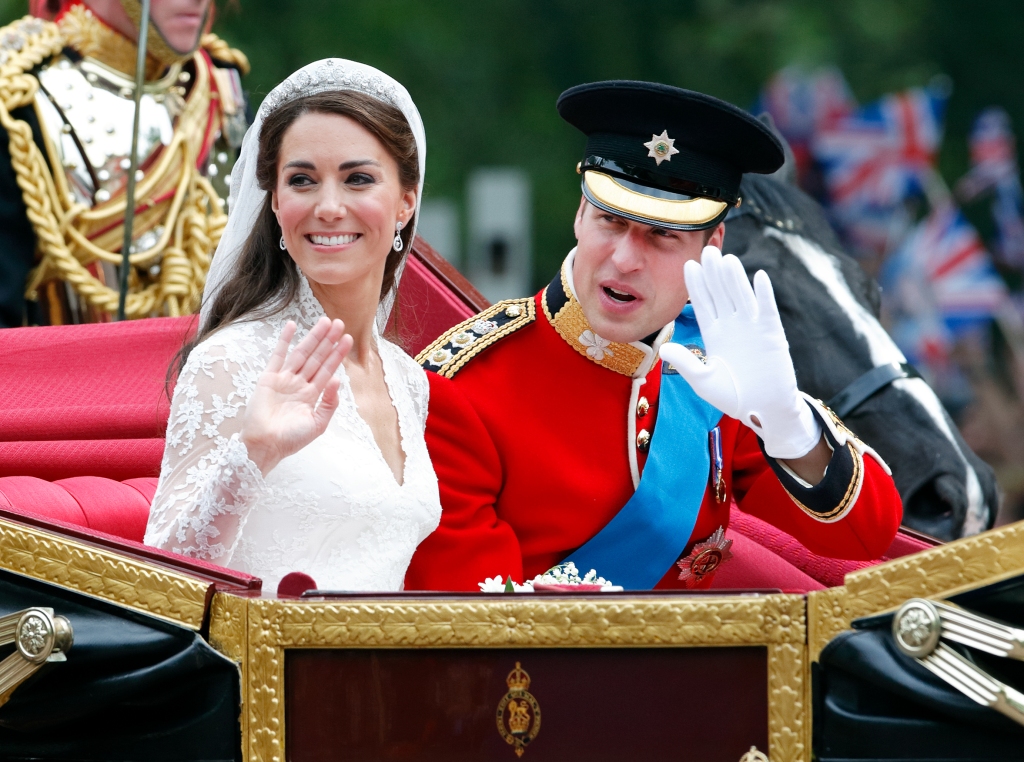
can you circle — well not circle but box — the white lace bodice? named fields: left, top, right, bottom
left=144, top=276, right=441, bottom=592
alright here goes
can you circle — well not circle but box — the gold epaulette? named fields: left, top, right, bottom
left=0, top=16, right=65, bottom=82
left=416, top=298, right=535, bottom=378
left=200, top=33, right=250, bottom=75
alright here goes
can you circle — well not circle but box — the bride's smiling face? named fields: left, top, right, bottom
left=271, top=111, right=416, bottom=294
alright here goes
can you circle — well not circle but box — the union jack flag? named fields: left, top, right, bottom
left=755, top=66, right=856, bottom=180
left=884, top=205, right=1007, bottom=331
left=812, top=88, right=947, bottom=211
left=956, top=108, right=1024, bottom=266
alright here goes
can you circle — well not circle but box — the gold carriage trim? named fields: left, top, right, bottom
left=584, top=170, right=729, bottom=227
left=0, top=515, right=210, bottom=629
left=416, top=298, right=536, bottom=378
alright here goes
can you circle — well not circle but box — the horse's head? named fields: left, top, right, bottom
left=724, top=174, right=999, bottom=540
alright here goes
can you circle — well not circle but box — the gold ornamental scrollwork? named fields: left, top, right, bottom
left=245, top=594, right=808, bottom=762
left=0, top=516, right=210, bottom=629
left=496, top=661, right=541, bottom=757
left=808, top=520, right=1024, bottom=660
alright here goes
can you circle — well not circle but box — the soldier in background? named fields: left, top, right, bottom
left=0, top=0, right=249, bottom=327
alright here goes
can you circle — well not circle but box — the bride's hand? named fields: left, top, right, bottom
left=241, top=317, right=353, bottom=475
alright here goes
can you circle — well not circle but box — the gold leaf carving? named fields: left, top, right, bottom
left=249, top=595, right=805, bottom=651
left=0, top=518, right=209, bottom=629
left=244, top=594, right=805, bottom=762
left=248, top=642, right=283, bottom=762
left=209, top=592, right=247, bottom=662
left=209, top=593, right=249, bottom=762
left=809, top=520, right=1024, bottom=660
left=768, top=642, right=808, bottom=762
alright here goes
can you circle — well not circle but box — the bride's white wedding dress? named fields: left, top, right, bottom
left=144, top=274, right=441, bottom=591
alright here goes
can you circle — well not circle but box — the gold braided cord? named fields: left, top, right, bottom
left=0, top=15, right=229, bottom=319
left=200, top=33, right=250, bottom=76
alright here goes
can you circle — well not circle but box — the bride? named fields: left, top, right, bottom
left=144, top=59, right=440, bottom=591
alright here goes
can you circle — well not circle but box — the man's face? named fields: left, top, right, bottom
left=149, top=0, right=210, bottom=53
left=86, top=0, right=210, bottom=52
left=572, top=198, right=724, bottom=344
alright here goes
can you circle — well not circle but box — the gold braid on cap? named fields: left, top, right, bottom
left=0, top=14, right=230, bottom=318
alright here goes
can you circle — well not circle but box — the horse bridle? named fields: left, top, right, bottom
left=826, top=362, right=922, bottom=419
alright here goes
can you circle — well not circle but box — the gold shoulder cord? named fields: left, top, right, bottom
left=200, top=33, right=250, bottom=75
left=0, top=14, right=237, bottom=319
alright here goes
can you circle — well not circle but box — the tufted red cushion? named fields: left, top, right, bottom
left=53, top=476, right=152, bottom=542
left=0, top=476, right=88, bottom=526
left=0, top=475, right=152, bottom=542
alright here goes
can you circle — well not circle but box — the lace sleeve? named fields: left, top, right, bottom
left=144, top=333, right=270, bottom=562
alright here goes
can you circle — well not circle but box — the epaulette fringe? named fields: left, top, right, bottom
left=416, top=298, right=535, bottom=378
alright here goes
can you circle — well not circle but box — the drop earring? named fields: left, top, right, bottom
left=279, top=235, right=286, bottom=250
left=393, top=221, right=404, bottom=252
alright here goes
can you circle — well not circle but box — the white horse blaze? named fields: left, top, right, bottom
left=763, top=228, right=989, bottom=534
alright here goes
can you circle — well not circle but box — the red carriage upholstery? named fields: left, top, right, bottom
left=0, top=239, right=933, bottom=591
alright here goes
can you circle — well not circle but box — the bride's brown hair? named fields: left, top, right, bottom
left=171, top=90, right=419, bottom=383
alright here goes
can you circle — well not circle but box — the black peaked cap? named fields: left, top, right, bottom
left=557, top=80, right=784, bottom=207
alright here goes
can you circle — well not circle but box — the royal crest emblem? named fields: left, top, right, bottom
left=495, top=661, right=541, bottom=757
left=677, top=526, right=734, bottom=587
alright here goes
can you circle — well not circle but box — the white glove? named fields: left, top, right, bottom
left=659, top=246, right=821, bottom=460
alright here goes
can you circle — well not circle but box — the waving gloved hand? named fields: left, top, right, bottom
left=659, top=246, right=821, bottom=460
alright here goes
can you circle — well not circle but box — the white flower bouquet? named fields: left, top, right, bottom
left=479, top=562, right=621, bottom=593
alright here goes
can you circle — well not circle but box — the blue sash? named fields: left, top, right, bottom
left=563, top=306, right=722, bottom=589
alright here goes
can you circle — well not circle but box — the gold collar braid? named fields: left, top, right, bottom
left=58, top=4, right=164, bottom=79
left=0, top=16, right=230, bottom=318
left=541, top=259, right=649, bottom=377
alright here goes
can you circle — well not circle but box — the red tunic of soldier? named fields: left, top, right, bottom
left=404, top=254, right=902, bottom=591
left=404, top=81, right=903, bottom=591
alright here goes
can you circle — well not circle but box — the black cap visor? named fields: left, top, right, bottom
left=582, top=170, right=730, bottom=231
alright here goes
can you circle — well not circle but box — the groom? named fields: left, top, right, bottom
left=405, top=81, right=903, bottom=591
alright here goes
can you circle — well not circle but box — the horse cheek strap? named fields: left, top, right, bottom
left=828, top=362, right=921, bottom=419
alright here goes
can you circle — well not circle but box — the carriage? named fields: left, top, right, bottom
left=0, top=235, right=1022, bottom=762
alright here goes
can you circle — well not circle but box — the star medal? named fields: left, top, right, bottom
left=644, top=130, right=680, bottom=165
left=677, top=526, right=733, bottom=587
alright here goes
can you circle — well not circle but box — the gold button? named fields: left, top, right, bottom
left=636, top=429, right=651, bottom=452
left=505, top=304, right=522, bottom=318
left=637, top=396, right=650, bottom=417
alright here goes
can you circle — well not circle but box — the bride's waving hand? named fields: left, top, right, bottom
left=145, top=60, right=440, bottom=592
left=241, top=317, right=351, bottom=475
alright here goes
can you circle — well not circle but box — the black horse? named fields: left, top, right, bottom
left=724, top=172, right=998, bottom=540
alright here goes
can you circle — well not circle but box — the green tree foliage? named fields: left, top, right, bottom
left=7, top=1, right=1022, bottom=285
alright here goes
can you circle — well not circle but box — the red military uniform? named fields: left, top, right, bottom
left=405, top=257, right=903, bottom=591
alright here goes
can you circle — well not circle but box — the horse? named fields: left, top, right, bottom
left=724, top=172, right=998, bottom=541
